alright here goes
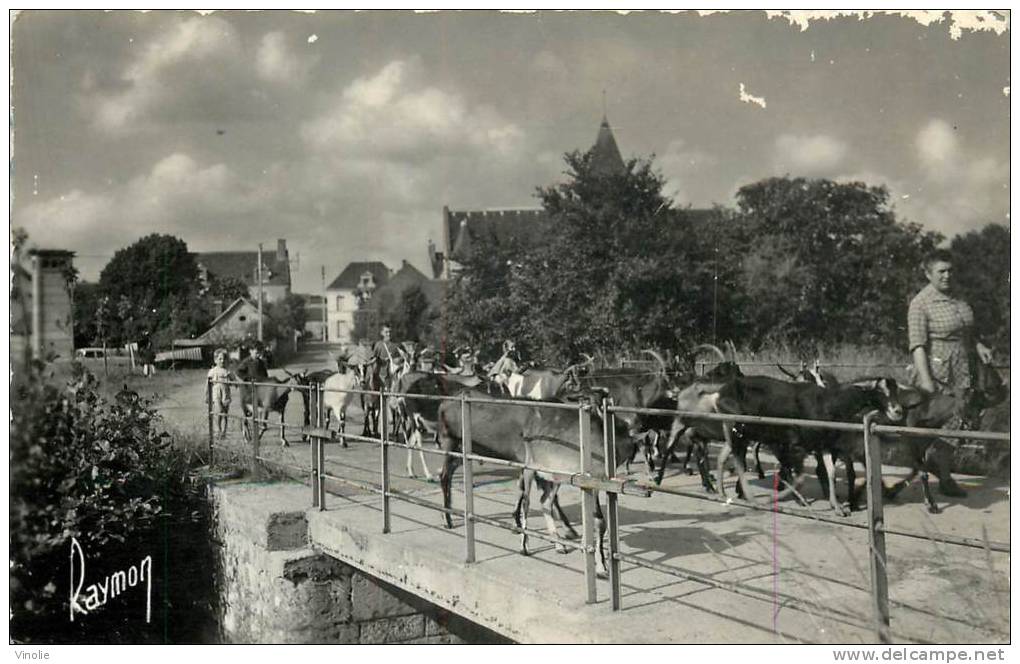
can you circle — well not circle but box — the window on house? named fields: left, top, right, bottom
left=336, top=295, right=342, bottom=311
left=337, top=321, right=342, bottom=338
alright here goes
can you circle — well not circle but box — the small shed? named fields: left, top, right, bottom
left=172, top=297, right=272, bottom=357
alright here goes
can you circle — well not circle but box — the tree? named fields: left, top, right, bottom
left=72, top=282, right=102, bottom=348
left=514, top=149, right=689, bottom=361
left=728, top=177, right=942, bottom=350
left=207, top=275, right=250, bottom=304
left=267, top=293, right=307, bottom=341
left=97, top=234, right=208, bottom=345
left=951, top=224, right=1010, bottom=354
left=385, top=284, right=433, bottom=343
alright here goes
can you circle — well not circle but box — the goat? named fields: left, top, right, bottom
left=239, top=370, right=305, bottom=447
left=321, top=361, right=369, bottom=448
left=657, top=343, right=745, bottom=489
left=667, top=375, right=903, bottom=515
left=436, top=388, right=634, bottom=574
left=754, top=360, right=837, bottom=480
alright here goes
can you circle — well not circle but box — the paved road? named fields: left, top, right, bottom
left=158, top=342, right=1010, bottom=643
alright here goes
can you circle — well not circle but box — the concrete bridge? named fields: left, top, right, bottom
left=212, top=435, right=1009, bottom=644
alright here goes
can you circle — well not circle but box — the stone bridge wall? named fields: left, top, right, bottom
left=211, top=481, right=507, bottom=644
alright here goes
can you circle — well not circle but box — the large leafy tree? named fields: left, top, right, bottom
left=950, top=224, right=1010, bottom=354
left=443, top=232, right=533, bottom=358
left=728, top=177, right=942, bottom=350
left=513, top=149, right=698, bottom=361
left=385, top=284, right=434, bottom=344
left=207, top=275, right=250, bottom=304
left=97, top=234, right=208, bottom=345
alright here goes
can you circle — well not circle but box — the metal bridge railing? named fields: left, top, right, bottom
left=206, top=375, right=1009, bottom=644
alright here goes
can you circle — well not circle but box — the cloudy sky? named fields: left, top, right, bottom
left=11, top=10, right=1009, bottom=293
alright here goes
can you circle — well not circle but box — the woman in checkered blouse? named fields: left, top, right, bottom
left=908, top=249, right=994, bottom=396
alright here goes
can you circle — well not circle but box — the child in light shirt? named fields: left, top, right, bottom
left=208, top=348, right=233, bottom=439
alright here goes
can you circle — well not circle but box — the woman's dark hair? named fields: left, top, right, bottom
left=923, top=248, right=954, bottom=270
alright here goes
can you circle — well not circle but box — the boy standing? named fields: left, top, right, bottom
left=208, top=348, right=233, bottom=439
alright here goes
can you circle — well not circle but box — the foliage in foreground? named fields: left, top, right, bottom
left=10, top=362, right=218, bottom=643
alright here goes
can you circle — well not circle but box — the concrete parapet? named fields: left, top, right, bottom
left=211, top=481, right=491, bottom=644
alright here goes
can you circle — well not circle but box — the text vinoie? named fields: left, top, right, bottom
left=69, top=537, right=152, bottom=623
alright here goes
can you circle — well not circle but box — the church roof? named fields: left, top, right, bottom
left=590, top=117, right=626, bottom=177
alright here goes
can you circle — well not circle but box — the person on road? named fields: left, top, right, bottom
left=908, top=249, right=993, bottom=401
left=907, top=249, right=994, bottom=497
left=207, top=348, right=233, bottom=439
left=235, top=345, right=269, bottom=382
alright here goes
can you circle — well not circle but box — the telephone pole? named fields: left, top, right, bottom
left=321, top=265, right=328, bottom=342
left=257, top=243, right=264, bottom=343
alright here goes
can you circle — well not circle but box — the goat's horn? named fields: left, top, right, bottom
left=580, top=352, right=595, bottom=368
left=692, top=344, right=726, bottom=363
left=642, top=349, right=668, bottom=374
left=776, top=364, right=797, bottom=379
left=726, top=340, right=738, bottom=362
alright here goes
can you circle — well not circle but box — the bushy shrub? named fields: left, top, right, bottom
left=10, top=362, right=218, bottom=643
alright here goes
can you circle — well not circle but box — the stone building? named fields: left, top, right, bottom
left=428, top=117, right=628, bottom=280
left=11, top=249, right=76, bottom=361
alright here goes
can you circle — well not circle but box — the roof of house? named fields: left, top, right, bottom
left=326, top=261, right=391, bottom=291
left=205, top=297, right=261, bottom=330
left=194, top=250, right=291, bottom=288
left=361, top=261, right=444, bottom=314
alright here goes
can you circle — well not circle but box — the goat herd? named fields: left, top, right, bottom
left=227, top=342, right=1008, bottom=577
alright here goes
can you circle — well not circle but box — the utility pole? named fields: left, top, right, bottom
left=321, top=265, right=328, bottom=342
left=257, top=243, right=264, bottom=343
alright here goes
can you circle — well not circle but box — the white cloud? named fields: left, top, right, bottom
left=90, top=16, right=243, bottom=131
left=256, top=31, right=316, bottom=84
left=738, top=83, right=767, bottom=109
left=774, top=134, right=848, bottom=175
left=301, top=59, right=524, bottom=160
left=916, top=119, right=959, bottom=178
left=16, top=153, right=267, bottom=260
left=892, top=121, right=1009, bottom=234
left=658, top=139, right=719, bottom=204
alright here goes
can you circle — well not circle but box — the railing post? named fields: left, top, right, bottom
left=380, top=387, right=390, bottom=534
left=579, top=402, right=597, bottom=604
left=311, top=428, right=320, bottom=509
left=863, top=410, right=891, bottom=643
left=315, top=383, right=325, bottom=510
left=206, top=377, right=214, bottom=467
left=461, top=393, right=476, bottom=563
left=601, top=398, right=622, bottom=610
left=315, top=382, right=324, bottom=428
left=317, top=431, right=326, bottom=510
left=249, top=379, right=261, bottom=479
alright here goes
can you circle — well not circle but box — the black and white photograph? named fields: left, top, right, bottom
left=8, top=9, right=1012, bottom=649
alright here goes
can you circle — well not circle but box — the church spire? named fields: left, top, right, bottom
left=590, top=115, right=626, bottom=177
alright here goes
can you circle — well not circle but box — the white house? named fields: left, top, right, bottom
left=324, top=262, right=391, bottom=343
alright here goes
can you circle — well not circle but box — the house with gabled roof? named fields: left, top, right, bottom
left=324, top=261, right=391, bottom=343
left=172, top=295, right=275, bottom=359
left=193, top=239, right=292, bottom=305
left=353, top=260, right=446, bottom=341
